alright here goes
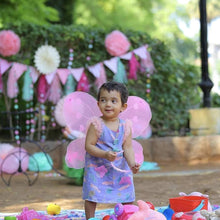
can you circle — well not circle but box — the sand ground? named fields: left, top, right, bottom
left=0, top=163, right=220, bottom=213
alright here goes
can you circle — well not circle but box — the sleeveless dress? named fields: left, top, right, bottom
left=82, top=117, right=135, bottom=203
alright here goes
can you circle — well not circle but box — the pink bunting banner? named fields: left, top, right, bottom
left=48, top=74, right=62, bottom=104
left=45, top=71, right=56, bottom=85
left=7, top=69, right=18, bottom=98
left=88, top=63, right=101, bottom=78
left=103, top=57, right=118, bottom=74
left=77, top=71, right=90, bottom=92
left=128, top=53, right=140, bottom=80
left=0, top=58, right=11, bottom=75
left=57, top=68, right=70, bottom=85
left=9, top=63, right=27, bottom=80
left=70, top=67, right=84, bottom=82
left=120, top=52, right=132, bottom=60
left=29, top=66, right=40, bottom=83
left=95, top=63, right=107, bottom=89
left=133, top=46, right=147, bottom=60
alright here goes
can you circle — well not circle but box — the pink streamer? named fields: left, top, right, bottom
left=0, top=58, right=11, bottom=75
left=140, top=50, right=156, bottom=74
left=95, top=63, right=107, bottom=89
left=128, top=53, right=140, bottom=80
left=7, top=69, right=18, bottom=98
left=48, top=74, right=62, bottom=104
left=76, top=72, right=90, bottom=92
left=37, top=74, right=48, bottom=103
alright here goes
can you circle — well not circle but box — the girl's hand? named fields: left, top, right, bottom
left=105, top=151, right=117, bottom=161
left=131, top=163, right=140, bottom=174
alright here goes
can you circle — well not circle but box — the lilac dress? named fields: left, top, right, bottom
left=82, top=117, right=135, bottom=203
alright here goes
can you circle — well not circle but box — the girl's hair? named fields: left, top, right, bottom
left=97, top=81, right=128, bottom=104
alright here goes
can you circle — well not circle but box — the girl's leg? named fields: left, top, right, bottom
left=85, top=200, right=97, bottom=220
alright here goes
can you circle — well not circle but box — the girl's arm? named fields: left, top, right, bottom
left=123, top=129, right=140, bottom=174
left=85, top=124, right=117, bottom=161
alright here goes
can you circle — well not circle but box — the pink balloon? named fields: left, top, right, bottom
left=132, top=140, right=144, bottom=165
left=120, top=96, right=152, bottom=138
left=1, top=147, right=29, bottom=174
left=65, top=138, right=86, bottom=169
left=63, top=92, right=101, bottom=134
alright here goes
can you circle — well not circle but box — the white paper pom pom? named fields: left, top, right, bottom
left=34, top=45, right=60, bottom=74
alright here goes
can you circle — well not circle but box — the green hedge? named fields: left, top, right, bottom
left=0, top=23, right=201, bottom=138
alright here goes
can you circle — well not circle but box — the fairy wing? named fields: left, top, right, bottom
left=65, top=138, right=86, bottom=169
left=120, top=96, right=152, bottom=138
left=63, top=91, right=102, bottom=135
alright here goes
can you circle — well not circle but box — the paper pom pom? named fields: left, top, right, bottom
left=34, top=45, right=60, bottom=74
left=105, top=30, right=130, bottom=56
left=0, top=30, right=21, bottom=57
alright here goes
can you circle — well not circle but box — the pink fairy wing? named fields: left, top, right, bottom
left=133, top=140, right=144, bottom=165
left=63, top=91, right=101, bottom=134
left=65, top=138, right=86, bottom=169
left=120, top=96, right=152, bottom=138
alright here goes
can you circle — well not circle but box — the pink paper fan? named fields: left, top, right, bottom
left=65, top=138, right=86, bottom=169
left=120, top=96, right=152, bottom=138
left=0, top=30, right=21, bottom=57
left=132, top=140, right=144, bottom=165
left=105, top=30, right=130, bottom=56
left=63, top=92, right=101, bottom=134
left=1, top=147, right=29, bottom=174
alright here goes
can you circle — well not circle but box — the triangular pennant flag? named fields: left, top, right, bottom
left=48, top=74, right=62, bottom=104
left=87, top=63, right=101, bottom=78
left=0, top=58, right=11, bottom=75
left=128, top=53, right=140, bottom=80
left=113, top=58, right=127, bottom=83
left=133, top=46, right=147, bottom=59
left=95, top=63, right=107, bottom=90
left=22, top=68, right=33, bottom=101
left=37, top=74, right=48, bottom=103
left=0, top=72, right=3, bottom=93
left=64, top=74, right=76, bottom=95
left=77, top=72, right=90, bottom=92
left=7, top=69, right=18, bottom=98
left=104, top=57, right=118, bottom=74
left=45, top=71, right=56, bottom=85
left=140, top=49, right=156, bottom=74
left=9, top=63, right=27, bottom=80
left=120, top=52, right=132, bottom=60
left=57, top=68, right=70, bottom=85
left=70, top=67, right=84, bottom=82
left=29, top=66, right=40, bottom=83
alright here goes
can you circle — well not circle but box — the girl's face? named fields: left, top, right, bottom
left=97, top=89, right=127, bottom=120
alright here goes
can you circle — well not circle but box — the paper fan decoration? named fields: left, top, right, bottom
left=0, top=30, right=21, bottom=57
left=34, top=45, right=60, bottom=74
left=105, top=30, right=130, bottom=56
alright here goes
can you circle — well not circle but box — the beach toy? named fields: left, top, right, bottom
left=103, top=215, right=110, bottom=220
left=163, top=207, right=175, bottom=220
left=47, top=203, right=61, bottom=215
left=179, top=191, right=212, bottom=211
left=109, top=203, right=139, bottom=220
left=128, top=200, right=166, bottom=220
left=4, top=216, right=16, bottom=220
left=17, top=207, right=47, bottom=220
left=200, top=208, right=220, bottom=219
left=170, top=195, right=208, bottom=213
left=145, top=201, right=155, bottom=210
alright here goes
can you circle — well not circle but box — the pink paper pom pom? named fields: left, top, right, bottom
left=105, top=30, right=130, bottom=56
left=0, top=30, right=21, bottom=57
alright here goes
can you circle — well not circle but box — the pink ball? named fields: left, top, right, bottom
left=0, top=30, right=21, bottom=57
left=105, top=30, right=130, bottom=56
